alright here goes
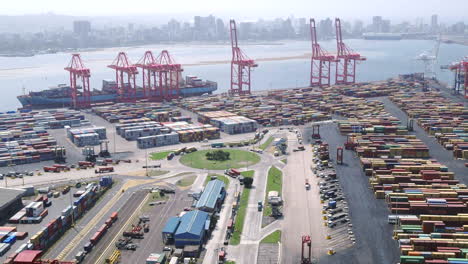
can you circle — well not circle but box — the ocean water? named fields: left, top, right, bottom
left=0, top=39, right=467, bottom=111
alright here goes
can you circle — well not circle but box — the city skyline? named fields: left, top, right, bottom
left=2, top=0, right=468, bottom=22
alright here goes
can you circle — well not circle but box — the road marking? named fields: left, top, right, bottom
left=95, top=192, right=150, bottom=264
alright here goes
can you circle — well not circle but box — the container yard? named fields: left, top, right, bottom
left=66, top=127, right=107, bottom=147
left=390, top=91, right=468, bottom=160
left=0, top=109, right=90, bottom=167
left=0, top=73, right=465, bottom=264
left=92, top=103, right=181, bottom=123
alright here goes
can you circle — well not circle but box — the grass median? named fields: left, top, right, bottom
left=230, top=187, right=250, bottom=245
left=259, top=136, right=274, bottom=150
left=150, top=150, right=174, bottom=160
left=261, top=230, right=282, bottom=243
left=180, top=149, right=260, bottom=170
left=264, top=166, right=283, bottom=216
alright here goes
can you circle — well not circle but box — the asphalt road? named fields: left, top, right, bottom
left=281, top=130, right=329, bottom=263
left=303, top=123, right=400, bottom=264
left=82, top=190, right=148, bottom=263
left=123, top=189, right=192, bottom=263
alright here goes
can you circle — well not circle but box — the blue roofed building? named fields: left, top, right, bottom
left=162, top=216, right=181, bottom=244
left=174, top=210, right=209, bottom=248
left=195, top=179, right=226, bottom=212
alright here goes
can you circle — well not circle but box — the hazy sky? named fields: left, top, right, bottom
left=3, top=0, right=467, bottom=21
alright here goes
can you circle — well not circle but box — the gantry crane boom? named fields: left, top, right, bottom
left=310, top=18, right=336, bottom=87
left=229, top=19, right=257, bottom=96
left=108, top=52, right=138, bottom=102
left=64, top=54, right=91, bottom=108
left=335, top=18, right=365, bottom=85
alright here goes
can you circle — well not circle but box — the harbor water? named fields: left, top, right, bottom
left=0, top=39, right=467, bottom=111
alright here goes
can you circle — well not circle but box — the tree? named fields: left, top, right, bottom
left=243, top=177, right=254, bottom=188
left=206, top=150, right=230, bottom=161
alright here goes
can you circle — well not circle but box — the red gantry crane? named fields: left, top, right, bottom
left=135, top=51, right=159, bottom=99
left=64, top=54, right=91, bottom=108
left=310, top=18, right=336, bottom=87
left=229, top=19, right=258, bottom=96
left=108, top=52, right=138, bottom=102
left=335, top=18, right=366, bottom=85
left=155, top=50, right=183, bottom=100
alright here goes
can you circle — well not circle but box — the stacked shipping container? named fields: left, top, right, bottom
left=66, top=127, right=106, bottom=147
left=92, top=103, right=180, bottom=123
left=390, top=91, right=468, bottom=160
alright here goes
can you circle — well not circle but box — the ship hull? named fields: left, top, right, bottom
left=18, top=85, right=217, bottom=109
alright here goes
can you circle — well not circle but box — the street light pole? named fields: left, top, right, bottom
left=145, top=148, right=148, bottom=177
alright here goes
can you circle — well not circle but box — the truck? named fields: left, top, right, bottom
left=75, top=251, right=86, bottom=263
left=211, top=142, right=225, bottom=148
left=43, top=166, right=60, bottom=173
left=62, top=185, right=71, bottom=194
left=53, top=164, right=70, bottom=171
left=186, top=147, right=197, bottom=153
left=224, top=168, right=240, bottom=178
left=166, top=152, right=175, bottom=160
left=78, top=161, right=95, bottom=168
left=95, top=167, right=114, bottom=174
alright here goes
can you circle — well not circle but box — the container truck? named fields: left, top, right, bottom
left=95, top=167, right=114, bottom=173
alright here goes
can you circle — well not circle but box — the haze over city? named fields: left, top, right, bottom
left=2, top=0, right=468, bottom=20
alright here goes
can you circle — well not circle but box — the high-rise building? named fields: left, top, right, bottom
left=73, top=20, right=91, bottom=36
left=382, top=19, right=391, bottom=33
left=431, top=14, right=438, bottom=33
left=353, top=20, right=364, bottom=36
left=318, top=18, right=333, bottom=39
left=372, top=16, right=383, bottom=32
left=216, top=18, right=225, bottom=40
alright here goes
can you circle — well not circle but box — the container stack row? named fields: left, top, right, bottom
left=66, top=127, right=107, bottom=147
left=390, top=91, right=468, bottom=160
left=178, top=92, right=330, bottom=127
left=137, top=132, right=180, bottom=149
left=0, top=110, right=87, bottom=167
left=14, top=180, right=112, bottom=258
left=92, top=103, right=180, bottom=123
left=0, top=136, right=57, bottom=167
left=338, top=109, right=468, bottom=264
left=116, top=121, right=166, bottom=141
left=163, top=121, right=220, bottom=143
left=196, top=111, right=256, bottom=135
left=334, top=79, right=421, bottom=98
left=0, top=109, right=87, bottom=130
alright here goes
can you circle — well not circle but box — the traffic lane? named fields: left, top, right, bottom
left=281, top=141, right=328, bottom=264
left=82, top=191, right=147, bottom=264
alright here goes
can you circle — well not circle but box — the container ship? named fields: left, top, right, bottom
left=17, top=75, right=217, bottom=109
